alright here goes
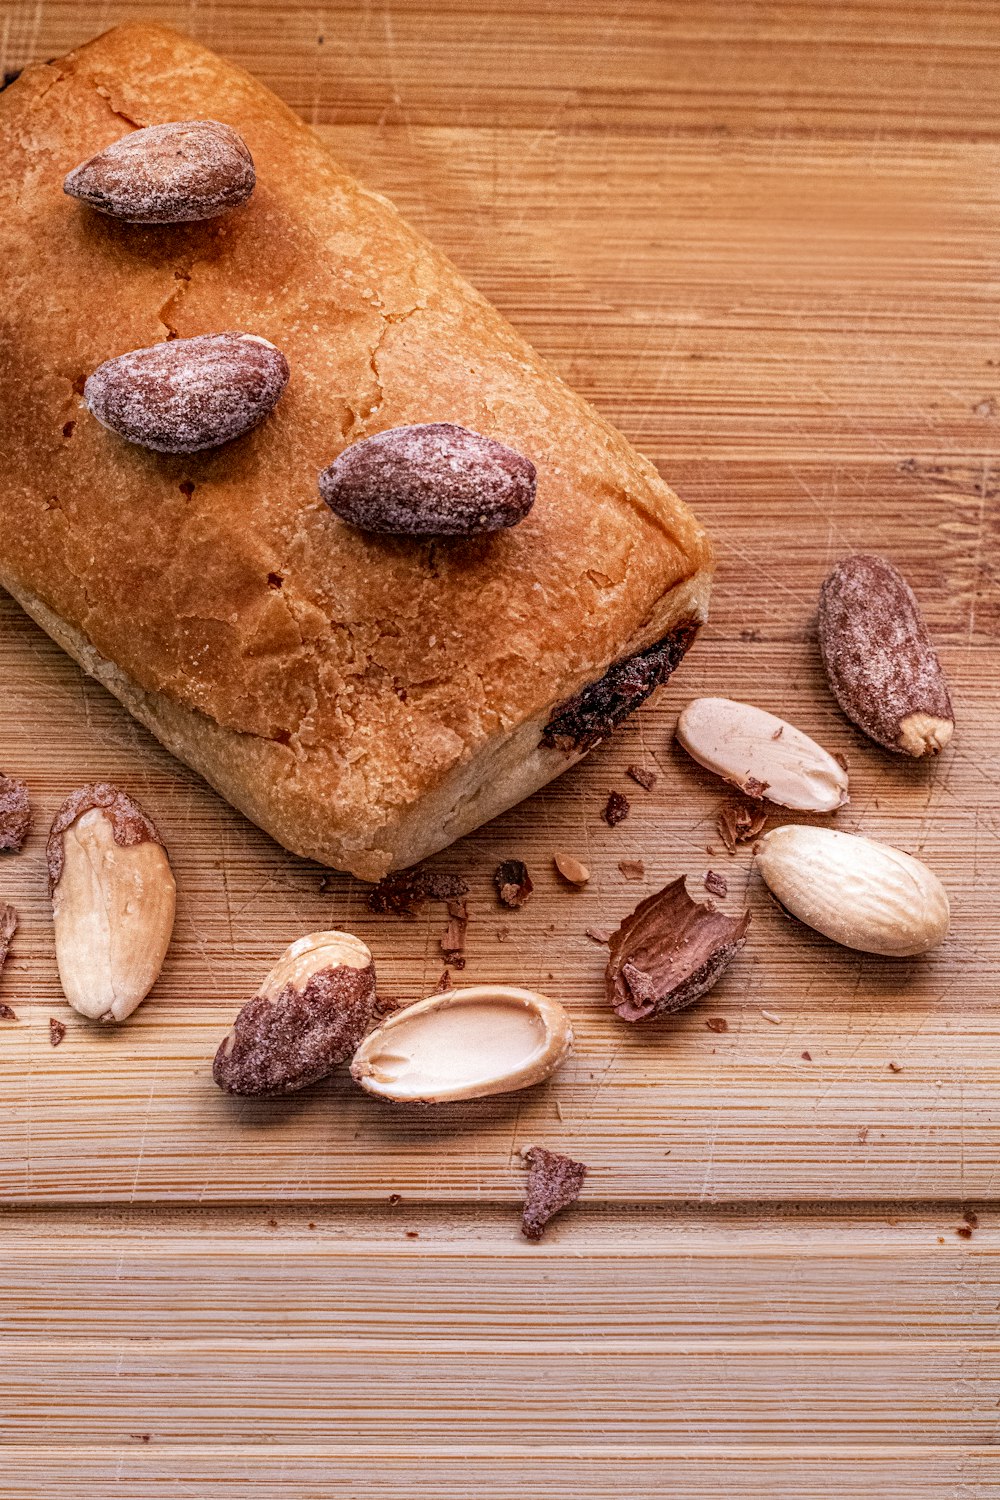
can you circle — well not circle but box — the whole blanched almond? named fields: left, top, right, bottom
left=47, top=784, right=176, bottom=1023
left=84, top=332, right=289, bottom=454
left=214, top=932, right=377, bottom=1097
left=676, top=697, right=848, bottom=812
left=319, top=423, right=537, bottom=536
left=351, top=985, right=573, bottom=1103
left=64, top=120, right=255, bottom=223
left=757, top=824, right=949, bottom=957
left=818, top=554, right=954, bottom=757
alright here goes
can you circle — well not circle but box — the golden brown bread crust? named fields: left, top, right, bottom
left=0, top=24, right=712, bottom=878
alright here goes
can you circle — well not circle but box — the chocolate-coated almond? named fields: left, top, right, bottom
left=319, top=423, right=537, bottom=536
left=64, top=120, right=254, bottom=223
left=84, top=332, right=289, bottom=454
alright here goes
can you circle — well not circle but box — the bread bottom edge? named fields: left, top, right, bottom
left=2, top=569, right=709, bottom=879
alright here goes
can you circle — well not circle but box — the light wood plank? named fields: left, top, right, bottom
left=5, top=1, right=1000, bottom=140
left=1, top=1206, right=994, bottom=1339
left=2, top=1445, right=999, bottom=1499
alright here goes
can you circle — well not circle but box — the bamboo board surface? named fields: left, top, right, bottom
left=0, top=1, right=998, bottom=1492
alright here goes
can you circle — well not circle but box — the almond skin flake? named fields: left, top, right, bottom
left=606, top=877, right=750, bottom=1023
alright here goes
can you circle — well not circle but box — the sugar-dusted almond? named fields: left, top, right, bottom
left=676, top=697, right=848, bottom=812
left=0, top=771, right=31, bottom=852
left=319, top=423, right=537, bottom=536
left=757, top=825, right=950, bottom=956
left=84, top=332, right=289, bottom=454
left=214, top=931, right=377, bottom=1097
left=351, top=985, right=573, bottom=1103
left=818, top=554, right=954, bottom=757
left=48, top=783, right=176, bottom=1023
left=64, top=120, right=255, bottom=223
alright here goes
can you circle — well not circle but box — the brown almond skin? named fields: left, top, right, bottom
left=0, top=772, right=30, bottom=852
left=521, top=1147, right=587, bottom=1241
left=606, top=877, right=750, bottom=1022
left=214, top=963, right=377, bottom=1097
left=84, top=333, right=289, bottom=454
left=818, top=554, right=954, bottom=757
left=64, top=120, right=255, bottom=224
left=319, top=423, right=537, bottom=536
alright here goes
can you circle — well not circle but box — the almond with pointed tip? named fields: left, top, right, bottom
left=757, top=824, right=949, bottom=956
left=320, top=423, right=537, bottom=536
left=351, top=985, right=573, bottom=1103
left=47, top=784, right=176, bottom=1023
left=818, top=554, right=954, bottom=757
left=214, top=931, right=377, bottom=1096
left=84, top=332, right=289, bottom=454
left=64, top=120, right=255, bottom=223
left=676, top=697, right=849, bottom=812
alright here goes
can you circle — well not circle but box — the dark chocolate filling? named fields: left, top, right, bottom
left=541, top=620, right=699, bottom=753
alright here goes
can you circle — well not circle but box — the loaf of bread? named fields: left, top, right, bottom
left=0, top=24, right=712, bottom=879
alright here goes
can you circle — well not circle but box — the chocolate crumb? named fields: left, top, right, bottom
left=956, top=1224, right=973, bottom=1239
left=602, top=791, right=630, bottom=827
left=964, top=1210, right=979, bottom=1228
left=627, top=764, right=658, bottom=791
left=368, top=866, right=469, bottom=916
left=49, top=1018, right=66, bottom=1047
left=494, top=859, right=533, bottom=909
left=0, top=773, right=31, bottom=852
left=801, top=1050, right=812, bottom=1061
left=0, top=1003, right=17, bottom=1021
left=441, top=898, right=468, bottom=968
left=607, top=878, right=750, bottom=1023
left=704, top=869, right=728, bottom=899
left=520, top=1145, right=587, bottom=1241
left=586, top=927, right=612, bottom=945
left=743, top=776, right=769, bottom=799
left=130, top=1434, right=151, bottom=1443
left=618, top=859, right=645, bottom=882
left=496, top=925, right=511, bottom=942
left=388, top=1193, right=402, bottom=1205
left=436, top=969, right=452, bottom=992
left=772, top=725, right=784, bottom=740
left=716, top=797, right=767, bottom=854
left=267, top=1218, right=278, bottom=1229
left=706, top=1016, right=728, bottom=1033
left=405, top=1230, right=419, bottom=1239
left=888, top=1060, right=902, bottom=1073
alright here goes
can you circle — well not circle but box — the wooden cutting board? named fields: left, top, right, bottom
left=1, top=1, right=998, bottom=1493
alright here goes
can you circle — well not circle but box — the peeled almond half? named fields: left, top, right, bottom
left=351, top=985, right=573, bottom=1104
